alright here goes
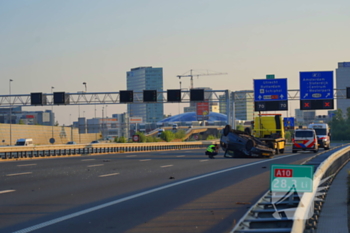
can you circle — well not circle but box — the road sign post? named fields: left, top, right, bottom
left=300, top=71, right=334, bottom=110
left=254, top=78, right=288, bottom=111
left=270, top=164, right=314, bottom=192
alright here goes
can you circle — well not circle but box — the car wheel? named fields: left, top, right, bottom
left=245, top=139, right=254, bottom=151
left=275, top=148, right=279, bottom=155
left=292, top=150, right=297, bottom=153
left=279, top=149, right=284, bottom=154
left=313, top=150, right=318, bottom=153
left=244, top=127, right=252, bottom=135
left=223, top=125, right=231, bottom=136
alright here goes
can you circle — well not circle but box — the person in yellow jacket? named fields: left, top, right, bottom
left=205, top=144, right=219, bottom=159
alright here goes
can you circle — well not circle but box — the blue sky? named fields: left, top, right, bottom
left=1, top=0, right=350, bottom=125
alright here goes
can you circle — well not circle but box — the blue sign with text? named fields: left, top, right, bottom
left=300, top=71, right=333, bottom=100
left=254, top=78, right=288, bottom=102
left=283, top=117, right=295, bottom=128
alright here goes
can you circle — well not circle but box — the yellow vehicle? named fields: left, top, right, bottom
left=251, top=114, right=286, bottom=154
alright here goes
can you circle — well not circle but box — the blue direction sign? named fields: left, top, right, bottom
left=254, top=78, right=288, bottom=102
left=300, top=71, right=333, bottom=100
left=284, top=117, right=295, bottom=128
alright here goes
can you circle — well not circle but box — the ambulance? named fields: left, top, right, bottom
left=292, top=129, right=318, bottom=153
left=307, top=123, right=331, bottom=150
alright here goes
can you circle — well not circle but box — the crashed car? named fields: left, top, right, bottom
left=220, top=125, right=275, bottom=158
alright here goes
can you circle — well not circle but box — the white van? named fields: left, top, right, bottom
left=307, top=123, right=331, bottom=150
left=15, top=138, right=33, bottom=146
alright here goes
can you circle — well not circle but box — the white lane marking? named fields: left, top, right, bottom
left=126, top=155, right=137, bottom=157
left=6, top=172, right=32, bottom=177
left=13, top=153, right=297, bottom=233
left=200, top=160, right=208, bottom=162
left=176, top=155, right=185, bottom=157
left=87, top=164, right=104, bottom=168
left=81, top=159, right=95, bottom=161
left=99, top=173, right=120, bottom=178
left=17, top=164, right=36, bottom=167
left=139, top=159, right=151, bottom=162
left=0, top=190, right=15, bottom=194
left=161, top=165, right=173, bottom=168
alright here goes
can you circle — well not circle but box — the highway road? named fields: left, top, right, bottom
left=0, top=147, right=321, bottom=233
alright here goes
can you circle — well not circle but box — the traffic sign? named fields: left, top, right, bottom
left=270, top=164, right=313, bottom=192
left=254, top=78, right=288, bottom=102
left=266, top=74, right=275, bottom=79
left=300, top=71, right=333, bottom=100
left=132, top=135, right=139, bottom=142
left=283, top=117, right=295, bottom=128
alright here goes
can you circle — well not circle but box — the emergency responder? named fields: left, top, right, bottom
left=205, top=144, right=219, bottom=159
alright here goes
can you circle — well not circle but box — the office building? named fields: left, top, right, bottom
left=234, top=90, right=254, bottom=121
left=336, top=62, right=350, bottom=117
left=126, top=67, right=164, bottom=123
left=0, top=106, right=54, bottom=126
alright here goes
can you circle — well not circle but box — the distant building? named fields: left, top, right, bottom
left=295, top=109, right=316, bottom=125
left=126, top=67, right=164, bottom=123
left=336, top=62, right=350, bottom=117
left=235, top=90, right=254, bottom=121
left=0, top=106, right=54, bottom=126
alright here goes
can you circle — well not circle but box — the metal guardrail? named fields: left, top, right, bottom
left=0, top=141, right=219, bottom=160
left=231, top=144, right=350, bottom=233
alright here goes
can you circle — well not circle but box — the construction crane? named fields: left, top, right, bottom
left=177, top=69, right=228, bottom=89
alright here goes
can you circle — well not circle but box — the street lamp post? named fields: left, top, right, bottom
left=9, top=79, right=13, bottom=146
left=51, top=86, right=54, bottom=141
left=83, top=82, right=87, bottom=92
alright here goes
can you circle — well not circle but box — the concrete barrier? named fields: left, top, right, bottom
left=0, top=140, right=219, bottom=160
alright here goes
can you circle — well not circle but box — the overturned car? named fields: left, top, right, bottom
left=220, top=125, right=275, bottom=158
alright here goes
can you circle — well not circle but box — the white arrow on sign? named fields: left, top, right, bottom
left=280, top=94, right=284, bottom=99
left=303, top=93, right=308, bottom=98
left=326, top=93, right=330, bottom=98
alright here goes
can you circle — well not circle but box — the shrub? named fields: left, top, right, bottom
left=136, top=132, right=146, bottom=143
left=175, top=129, right=186, bottom=139
left=114, top=136, right=119, bottom=143
left=206, top=135, right=216, bottom=140
left=160, top=131, right=175, bottom=142
left=118, top=136, right=126, bottom=143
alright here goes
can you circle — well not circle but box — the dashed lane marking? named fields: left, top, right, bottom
left=139, top=159, right=151, bottom=162
left=6, top=172, right=32, bottom=177
left=0, top=190, right=15, bottom=194
left=176, top=155, right=185, bottom=157
left=81, top=159, right=95, bottom=161
left=17, top=164, right=37, bottom=167
left=87, top=164, right=104, bottom=168
left=161, top=165, right=173, bottom=168
left=99, top=173, right=120, bottom=177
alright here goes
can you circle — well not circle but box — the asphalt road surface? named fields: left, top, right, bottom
left=0, top=146, right=322, bottom=233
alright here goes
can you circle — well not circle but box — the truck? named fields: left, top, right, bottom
left=15, top=138, right=33, bottom=146
left=307, top=123, right=331, bottom=150
left=251, top=114, right=286, bottom=154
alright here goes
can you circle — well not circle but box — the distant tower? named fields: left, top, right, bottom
left=126, top=67, right=164, bottom=123
left=336, top=62, right=350, bottom=118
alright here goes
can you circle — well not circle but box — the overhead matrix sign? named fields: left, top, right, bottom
left=299, top=71, right=334, bottom=110
left=254, top=78, right=288, bottom=111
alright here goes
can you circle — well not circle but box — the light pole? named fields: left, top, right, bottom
left=9, top=79, right=13, bottom=146
left=83, top=82, right=87, bottom=92
left=51, top=86, right=54, bottom=141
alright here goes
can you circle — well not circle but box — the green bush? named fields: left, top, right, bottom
left=114, top=136, right=119, bottom=143
left=146, top=136, right=157, bottom=142
left=160, top=131, right=175, bottom=142
left=175, top=129, right=186, bottom=139
left=118, top=136, right=126, bottom=143
left=136, top=132, right=146, bottom=142
left=206, top=135, right=216, bottom=140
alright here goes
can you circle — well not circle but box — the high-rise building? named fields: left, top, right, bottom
left=336, top=62, right=350, bottom=117
left=126, top=67, right=164, bottom=123
left=234, top=90, right=254, bottom=121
